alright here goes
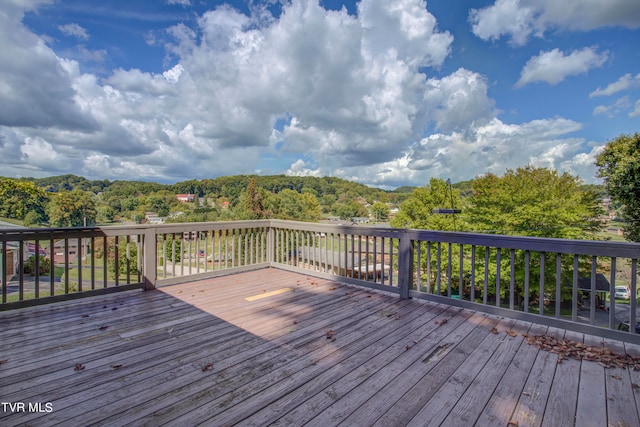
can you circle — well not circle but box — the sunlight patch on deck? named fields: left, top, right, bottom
left=245, top=287, right=294, bottom=301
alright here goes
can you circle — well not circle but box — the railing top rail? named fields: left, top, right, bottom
left=1, top=219, right=639, bottom=258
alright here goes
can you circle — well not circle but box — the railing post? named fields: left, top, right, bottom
left=267, top=223, right=274, bottom=264
left=143, top=228, right=157, bottom=290
left=398, top=235, right=414, bottom=299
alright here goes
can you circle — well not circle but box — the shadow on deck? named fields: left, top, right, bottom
left=2, top=268, right=640, bottom=426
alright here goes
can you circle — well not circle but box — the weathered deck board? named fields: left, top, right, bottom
left=540, top=330, right=583, bottom=427
left=1, top=268, right=640, bottom=426
left=575, top=334, right=608, bottom=427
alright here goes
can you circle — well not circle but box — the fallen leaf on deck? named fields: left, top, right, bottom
left=329, top=287, right=336, bottom=291
left=0, top=359, right=8, bottom=365
left=632, top=383, right=639, bottom=390
left=326, top=330, right=336, bottom=339
left=507, top=330, right=518, bottom=337
left=202, top=364, right=214, bottom=372
left=99, top=326, right=109, bottom=330
left=293, top=320, right=298, bottom=325
left=111, top=307, right=117, bottom=311
left=405, top=345, right=412, bottom=351
left=611, top=374, right=622, bottom=380
left=523, top=334, right=640, bottom=369
left=435, top=319, right=448, bottom=326
left=507, top=421, right=519, bottom=427
left=110, top=364, right=123, bottom=370
left=491, top=327, right=499, bottom=334
left=81, top=314, right=90, bottom=318
left=74, top=363, right=85, bottom=371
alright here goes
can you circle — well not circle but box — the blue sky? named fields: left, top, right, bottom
left=1, top=0, right=639, bottom=188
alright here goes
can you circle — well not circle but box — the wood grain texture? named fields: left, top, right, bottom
left=1, top=268, right=639, bottom=427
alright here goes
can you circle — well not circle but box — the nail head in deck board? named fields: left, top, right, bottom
left=245, top=287, right=294, bottom=301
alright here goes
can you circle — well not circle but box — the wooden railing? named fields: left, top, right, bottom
left=2, top=220, right=640, bottom=342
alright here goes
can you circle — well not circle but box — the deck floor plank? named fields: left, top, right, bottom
left=604, top=338, right=640, bottom=427
left=336, top=311, right=488, bottom=427
left=370, top=315, right=500, bottom=427
left=575, top=334, right=608, bottom=427
left=1, top=268, right=639, bottom=427
left=540, top=330, right=583, bottom=427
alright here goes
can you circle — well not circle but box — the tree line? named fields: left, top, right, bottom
left=0, top=174, right=400, bottom=227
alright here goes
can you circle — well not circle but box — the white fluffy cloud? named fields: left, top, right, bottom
left=343, top=117, right=597, bottom=187
left=470, top=0, right=640, bottom=45
left=590, top=73, right=640, bottom=97
left=0, top=0, right=609, bottom=186
left=516, top=47, right=608, bottom=87
left=58, top=23, right=89, bottom=40
left=593, top=97, right=632, bottom=117
left=630, top=100, right=640, bottom=117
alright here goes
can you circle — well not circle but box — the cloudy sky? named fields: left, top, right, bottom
left=1, top=0, right=639, bottom=187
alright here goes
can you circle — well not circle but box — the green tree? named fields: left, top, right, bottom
left=246, top=178, right=265, bottom=219
left=390, top=178, right=466, bottom=231
left=23, top=210, right=44, bottom=227
left=271, top=189, right=322, bottom=221
left=48, top=189, right=97, bottom=227
left=371, top=202, right=391, bottom=222
left=467, top=166, right=602, bottom=239
left=466, top=166, right=603, bottom=307
left=596, top=132, right=640, bottom=241
left=0, top=178, right=49, bottom=221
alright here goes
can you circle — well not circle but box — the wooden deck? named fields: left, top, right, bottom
left=2, top=268, right=640, bottom=426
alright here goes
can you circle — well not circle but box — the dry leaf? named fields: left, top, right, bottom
left=405, top=345, right=412, bottom=351
left=611, top=374, right=622, bottom=380
left=491, top=327, right=499, bottom=334
left=507, top=331, right=518, bottom=337
left=522, top=334, right=640, bottom=369
left=326, top=330, right=336, bottom=339
left=0, top=359, right=8, bottom=365
left=202, top=363, right=214, bottom=372
left=435, top=319, right=448, bottom=326
left=99, top=325, right=109, bottom=330
left=293, top=320, right=298, bottom=325
left=111, top=307, right=118, bottom=311
left=74, top=363, right=85, bottom=371
left=507, top=421, right=519, bottom=427
left=329, top=287, right=337, bottom=291
left=110, top=364, right=123, bottom=370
